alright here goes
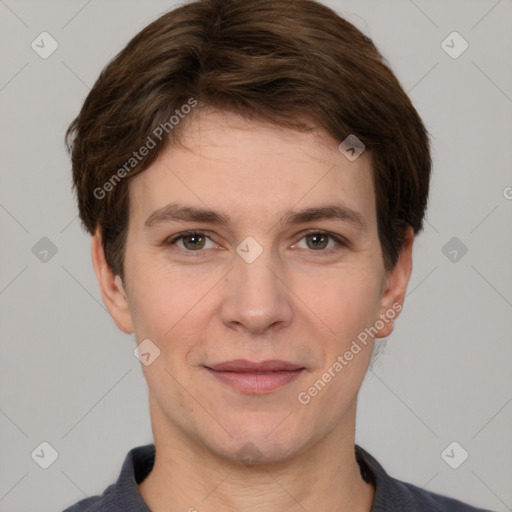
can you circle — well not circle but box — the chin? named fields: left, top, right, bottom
left=203, top=422, right=309, bottom=467
left=226, top=440, right=298, bottom=466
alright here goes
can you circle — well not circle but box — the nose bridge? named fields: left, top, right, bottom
left=220, top=236, right=293, bottom=332
left=236, top=240, right=277, bottom=294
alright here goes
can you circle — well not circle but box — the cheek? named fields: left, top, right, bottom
left=126, top=259, right=215, bottom=360
left=125, top=259, right=181, bottom=336
left=125, top=236, right=385, bottom=356
left=299, top=265, right=383, bottom=343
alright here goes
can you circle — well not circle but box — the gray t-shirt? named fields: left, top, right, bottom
left=61, top=444, right=496, bottom=511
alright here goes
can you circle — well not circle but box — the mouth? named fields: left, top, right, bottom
left=204, top=359, right=306, bottom=394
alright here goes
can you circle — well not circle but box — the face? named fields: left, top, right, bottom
left=93, top=108, right=412, bottom=464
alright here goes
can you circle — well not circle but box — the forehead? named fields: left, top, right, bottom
left=127, top=109, right=376, bottom=231
left=171, top=108, right=350, bottom=170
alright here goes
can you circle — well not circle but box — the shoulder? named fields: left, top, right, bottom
left=61, top=494, right=105, bottom=512
left=355, top=445, right=496, bottom=512
left=390, top=477, right=496, bottom=512
left=61, top=479, right=118, bottom=512
left=60, top=444, right=155, bottom=512
left=61, top=480, right=127, bottom=512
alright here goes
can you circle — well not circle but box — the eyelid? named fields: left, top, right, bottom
left=294, top=228, right=349, bottom=243
left=164, top=229, right=350, bottom=253
left=164, top=230, right=218, bottom=250
left=292, top=229, right=350, bottom=250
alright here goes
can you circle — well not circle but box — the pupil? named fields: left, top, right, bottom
left=186, top=235, right=203, bottom=249
left=309, top=234, right=327, bottom=250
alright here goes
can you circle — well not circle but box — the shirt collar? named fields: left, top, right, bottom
left=112, top=443, right=398, bottom=511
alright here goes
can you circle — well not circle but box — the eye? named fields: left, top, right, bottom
left=293, top=230, right=348, bottom=252
left=165, top=231, right=216, bottom=252
left=163, top=229, right=348, bottom=256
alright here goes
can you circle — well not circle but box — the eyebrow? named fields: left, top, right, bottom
left=144, top=202, right=367, bottom=232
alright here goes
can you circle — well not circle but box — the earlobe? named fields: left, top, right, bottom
left=375, top=226, right=414, bottom=339
left=91, top=229, right=134, bottom=334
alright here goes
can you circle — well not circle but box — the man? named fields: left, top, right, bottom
left=62, top=0, right=495, bottom=510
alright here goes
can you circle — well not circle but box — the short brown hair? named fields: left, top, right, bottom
left=65, top=0, right=431, bottom=281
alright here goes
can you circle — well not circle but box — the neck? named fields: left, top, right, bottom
left=138, top=398, right=375, bottom=512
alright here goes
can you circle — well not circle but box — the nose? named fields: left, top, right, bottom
left=219, top=243, right=294, bottom=335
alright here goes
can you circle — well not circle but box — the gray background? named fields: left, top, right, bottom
left=0, top=0, right=511, bottom=511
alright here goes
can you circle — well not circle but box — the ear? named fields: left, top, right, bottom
left=375, top=226, right=414, bottom=339
left=91, top=228, right=134, bottom=334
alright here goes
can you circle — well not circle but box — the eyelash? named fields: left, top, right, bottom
left=163, top=229, right=349, bottom=257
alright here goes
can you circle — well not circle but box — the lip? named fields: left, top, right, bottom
left=207, top=359, right=304, bottom=372
left=205, top=359, right=305, bottom=394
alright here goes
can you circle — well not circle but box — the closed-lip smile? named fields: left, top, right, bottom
left=204, top=359, right=305, bottom=393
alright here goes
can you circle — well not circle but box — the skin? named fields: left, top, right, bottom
left=91, top=108, right=414, bottom=512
